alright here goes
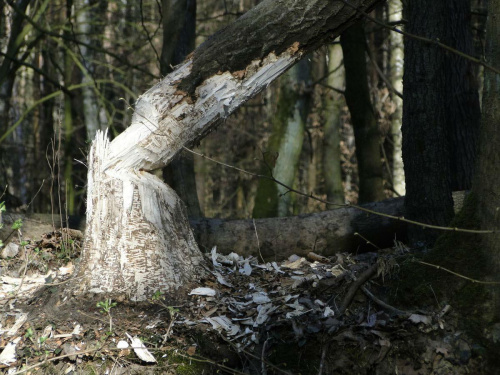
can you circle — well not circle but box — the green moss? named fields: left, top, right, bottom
left=169, top=353, right=212, bottom=375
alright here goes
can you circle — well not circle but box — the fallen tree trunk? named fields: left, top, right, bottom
left=1, top=197, right=405, bottom=260
left=191, top=198, right=406, bottom=259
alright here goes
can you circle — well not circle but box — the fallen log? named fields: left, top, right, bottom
left=1, top=197, right=406, bottom=260
left=191, top=198, right=406, bottom=260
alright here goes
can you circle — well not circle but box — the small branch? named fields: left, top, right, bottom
left=253, top=219, right=265, bottom=263
left=365, top=43, right=403, bottom=99
left=415, top=260, right=500, bottom=285
left=140, top=0, right=161, bottom=67
left=361, top=286, right=410, bottom=317
left=354, top=232, right=381, bottom=250
left=339, top=263, right=378, bottom=315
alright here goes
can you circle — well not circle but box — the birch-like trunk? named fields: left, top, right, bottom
left=388, top=0, right=405, bottom=196
left=71, top=0, right=383, bottom=301
left=76, top=0, right=102, bottom=141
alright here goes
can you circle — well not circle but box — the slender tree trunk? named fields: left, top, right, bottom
left=63, top=0, right=75, bottom=214
left=76, top=0, right=104, bottom=141
left=388, top=0, right=404, bottom=196
left=253, top=59, right=312, bottom=218
left=160, top=0, right=201, bottom=218
left=322, top=44, right=345, bottom=206
left=0, top=0, right=31, bottom=203
left=341, top=22, right=385, bottom=204
left=72, top=0, right=384, bottom=301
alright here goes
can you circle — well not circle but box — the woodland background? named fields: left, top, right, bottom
left=0, top=0, right=459, bottom=221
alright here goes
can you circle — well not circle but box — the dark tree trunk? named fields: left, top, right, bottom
left=161, top=0, right=201, bottom=218
left=402, top=0, right=479, bottom=245
left=341, top=22, right=385, bottom=204
left=443, top=1, right=481, bottom=190
left=470, top=0, right=500, bottom=317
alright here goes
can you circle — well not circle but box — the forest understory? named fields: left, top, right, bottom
left=0, top=217, right=492, bottom=375
left=1, top=0, right=499, bottom=373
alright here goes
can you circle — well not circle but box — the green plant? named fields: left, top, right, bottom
left=97, top=299, right=117, bottom=333
left=25, top=327, right=34, bottom=339
left=11, top=218, right=23, bottom=230
left=97, top=299, right=117, bottom=314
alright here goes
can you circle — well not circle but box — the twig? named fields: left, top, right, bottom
left=415, top=260, right=500, bottom=285
left=354, top=232, right=381, bottom=250
left=253, top=219, right=265, bottom=263
left=317, top=343, right=328, bottom=375
left=162, top=312, right=177, bottom=345
left=365, top=42, right=403, bottom=99
left=339, top=264, right=378, bottom=315
left=361, top=286, right=410, bottom=317
left=261, top=337, right=269, bottom=375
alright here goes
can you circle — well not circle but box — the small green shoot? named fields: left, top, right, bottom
left=25, top=327, right=34, bottom=339
left=11, top=219, right=23, bottom=230
left=97, top=299, right=117, bottom=314
left=97, top=299, right=117, bottom=333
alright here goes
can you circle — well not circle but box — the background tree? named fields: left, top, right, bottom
left=341, top=21, right=385, bottom=203
left=253, top=58, right=312, bottom=218
left=402, top=0, right=480, bottom=245
left=322, top=43, right=345, bottom=206
left=160, top=0, right=201, bottom=218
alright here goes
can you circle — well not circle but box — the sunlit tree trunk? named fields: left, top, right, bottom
left=388, top=0, right=405, bottom=196
left=62, top=0, right=76, bottom=214
left=322, top=44, right=345, bottom=206
left=76, top=0, right=104, bottom=141
left=253, top=59, right=312, bottom=218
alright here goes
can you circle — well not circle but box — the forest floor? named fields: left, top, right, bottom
left=0, top=227, right=490, bottom=374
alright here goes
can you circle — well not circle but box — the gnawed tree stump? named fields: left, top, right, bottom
left=69, top=0, right=383, bottom=301
left=70, top=132, right=204, bottom=300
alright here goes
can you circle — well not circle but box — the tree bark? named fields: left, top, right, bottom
left=471, top=0, right=500, bottom=317
left=443, top=0, right=480, bottom=191
left=402, top=0, right=480, bottom=246
left=322, top=44, right=345, bottom=206
left=341, top=22, right=385, bottom=203
left=402, top=1, right=453, bottom=245
left=73, top=0, right=384, bottom=301
left=160, top=0, right=202, bottom=218
left=253, top=59, right=312, bottom=218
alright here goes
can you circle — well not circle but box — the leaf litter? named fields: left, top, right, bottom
left=0, top=232, right=489, bottom=374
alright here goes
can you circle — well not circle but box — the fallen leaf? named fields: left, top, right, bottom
left=126, top=333, right=156, bottom=363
